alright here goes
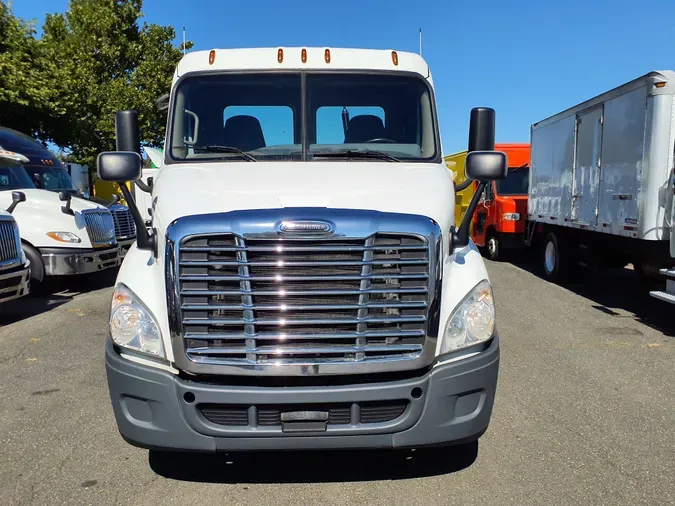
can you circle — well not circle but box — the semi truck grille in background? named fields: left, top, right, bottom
left=110, top=205, right=136, bottom=239
left=177, top=233, right=431, bottom=368
left=82, top=210, right=116, bottom=247
left=0, top=220, right=20, bottom=265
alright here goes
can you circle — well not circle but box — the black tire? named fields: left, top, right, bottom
left=485, top=234, right=500, bottom=261
left=541, top=231, right=573, bottom=282
left=633, top=261, right=665, bottom=281
left=21, top=243, right=47, bottom=294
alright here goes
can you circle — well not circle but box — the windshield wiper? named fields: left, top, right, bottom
left=194, top=145, right=258, bottom=162
left=312, top=149, right=401, bottom=162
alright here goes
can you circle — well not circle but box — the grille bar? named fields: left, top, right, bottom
left=187, top=344, right=424, bottom=356
left=185, top=330, right=426, bottom=340
left=181, top=244, right=428, bottom=252
left=183, top=315, right=427, bottom=326
left=181, top=287, right=429, bottom=297
left=182, top=301, right=427, bottom=311
left=180, top=259, right=429, bottom=267
left=180, top=273, right=429, bottom=282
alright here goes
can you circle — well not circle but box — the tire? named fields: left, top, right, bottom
left=21, top=243, right=47, bottom=294
left=633, top=261, right=665, bottom=281
left=541, top=231, right=573, bottom=283
left=486, top=234, right=500, bottom=261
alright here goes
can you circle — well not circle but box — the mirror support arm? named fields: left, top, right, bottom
left=452, top=181, right=487, bottom=249
left=119, top=184, right=155, bottom=254
left=135, top=179, right=152, bottom=193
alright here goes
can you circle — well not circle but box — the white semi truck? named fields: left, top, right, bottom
left=0, top=150, right=120, bottom=286
left=100, top=47, right=507, bottom=453
left=526, top=70, right=675, bottom=303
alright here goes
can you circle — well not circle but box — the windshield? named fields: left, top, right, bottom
left=0, top=165, right=37, bottom=191
left=169, top=72, right=439, bottom=162
left=24, top=165, right=76, bottom=191
left=496, top=167, right=529, bottom=196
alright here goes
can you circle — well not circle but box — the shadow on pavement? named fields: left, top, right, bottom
left=149, top=443, right=478, bottom=483
left=0, top=268, right=118, bottom=325
left=505, top=258, right=675, bottom=337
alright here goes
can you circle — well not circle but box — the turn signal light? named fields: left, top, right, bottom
left=324, top=49, right=331, bottom=64
left=208, top=50, right=216, bottom=65
left=655, top=82, right=667, bottom=88
left=391, top=50, right=399, bottom=66
left=278, top=48, right=284, bottom=63
left=301, top=48, right=307, bottom=63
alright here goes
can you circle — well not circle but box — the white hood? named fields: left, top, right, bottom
left=0, top=188, right=109, bottom=249
left=152, top=162, right=455, bottom=236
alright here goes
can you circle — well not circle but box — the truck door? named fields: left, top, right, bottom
left=572, top=106, right=603, bottom=225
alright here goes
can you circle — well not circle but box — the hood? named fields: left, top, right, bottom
left=152, top=161, right=455, bottom=236
left=0, top=188, right=106, bottom=213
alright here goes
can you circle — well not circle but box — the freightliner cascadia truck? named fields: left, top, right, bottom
left=100, top=47, right=507, bottom=453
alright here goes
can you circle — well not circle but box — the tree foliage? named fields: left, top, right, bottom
left=0, top=0, right=190, bottom=168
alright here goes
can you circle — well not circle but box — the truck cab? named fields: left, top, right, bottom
left=0, top=149, right=120, bottom=286
left=99, top=47, right=507, bottom=453
left=0, top=128, right=137, bottom=258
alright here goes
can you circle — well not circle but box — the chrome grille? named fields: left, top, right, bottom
left=82, top=210, right=116, bottom=247
left=0, top=219, right=20, bottom=266
left=110, top=205, right=136, bottom=239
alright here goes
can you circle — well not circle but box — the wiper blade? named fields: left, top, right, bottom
left=194, top=145, right=258, bottom=161
left=312, top=149, right=401, bottom=162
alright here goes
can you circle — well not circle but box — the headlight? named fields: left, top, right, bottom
left=110, top=284, right=164, bottom=357
left=502, top=213, right=520, bottom=221
left=441, top=279, right=495, bottom=354
left=46, top=231, right=81, bottom=243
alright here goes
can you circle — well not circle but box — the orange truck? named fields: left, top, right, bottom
left=445, top=143, right=530, bottom=260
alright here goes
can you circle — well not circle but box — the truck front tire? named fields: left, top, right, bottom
left=21, top=243, right=44, bottom=283
left=486, top=234, right=500, bottom=261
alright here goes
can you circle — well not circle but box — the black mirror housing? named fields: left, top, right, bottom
left=465, top=151, right=507, bottom=181
left=58, top=191, right=74, bottom=215
left=7, top=191, right=26, bottom=214
left=468, top=107, right=496, bottom=152
left=58, top=191, right=71, bottom=202
left=115, top=110, right=141, bottom=154
left=97, top=151, right=142, bottom=182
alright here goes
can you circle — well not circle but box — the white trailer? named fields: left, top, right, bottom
left=526, top=70, right=675, bottom=300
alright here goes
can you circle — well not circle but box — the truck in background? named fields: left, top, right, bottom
left=526, top=71, right=675, bottom=300
left=99, top=47, right=507, bottom=453
left=0, top=197, right=31, bottom=304
left=446, top=144, right=530, bottom=260
left=0, top=149, right=120, bottom=287
left=0, top=128, right=137, bottom=257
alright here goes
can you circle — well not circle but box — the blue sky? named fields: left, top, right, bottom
left=13, top=0, right=675, bottom=154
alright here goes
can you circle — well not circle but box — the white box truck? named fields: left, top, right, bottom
left=99, top=47, right=508, bottom=453
left=526, top=70, right=675, bottom=301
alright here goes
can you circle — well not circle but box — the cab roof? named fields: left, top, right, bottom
left=175, top=47, right=432, bottom=84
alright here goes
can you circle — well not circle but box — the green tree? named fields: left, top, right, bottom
left=40, top=0, right=190, bottom=168
left=0, top=2, right=64, bottom=137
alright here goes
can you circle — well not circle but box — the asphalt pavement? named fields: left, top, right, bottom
left=0, top=260, right=673, bottom=506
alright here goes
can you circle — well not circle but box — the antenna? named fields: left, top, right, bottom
left=419, top=28, right=422, bottom=56
left=182, top=26, right=186, bottom=56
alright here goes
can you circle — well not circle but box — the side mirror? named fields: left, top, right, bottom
left=6, top=191, right=26, bottom=214
left=97, top=152, right=142, bottom=182
left=451, top=107, right=500, bottom=250
left=465, top=151, right=507, bottom=181
left=58, top=191, right=73, bottom=216
left=155, top=94, right=170, bottom=112
left=468, top=107, right=495, bottom=152
left=115, top=110, right=141, bottom=154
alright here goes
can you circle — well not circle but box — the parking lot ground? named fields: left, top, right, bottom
left=0, top=261, right=673, bottom=505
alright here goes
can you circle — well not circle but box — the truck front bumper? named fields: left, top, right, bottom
left=0, top=263, right=30, bottom=303
left=40, top=246, right=120, bottom=276
left=105, top=336, right=500, bottom=452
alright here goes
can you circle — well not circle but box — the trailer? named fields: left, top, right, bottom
left=526, top=70, right=675, bottom=297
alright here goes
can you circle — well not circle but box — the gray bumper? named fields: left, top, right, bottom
left=0, top=263, right=30, bottom=303
left=105, top=337, right=500, bottom=452
left=40, top=246, right=120, bottom=276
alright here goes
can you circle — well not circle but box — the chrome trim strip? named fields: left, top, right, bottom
left=41, top=246, right=120, bottom=276
left=166, top=208, right=442, bottom=376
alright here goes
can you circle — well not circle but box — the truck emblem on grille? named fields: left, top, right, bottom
left=279, top=220, right=333, bottom=234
